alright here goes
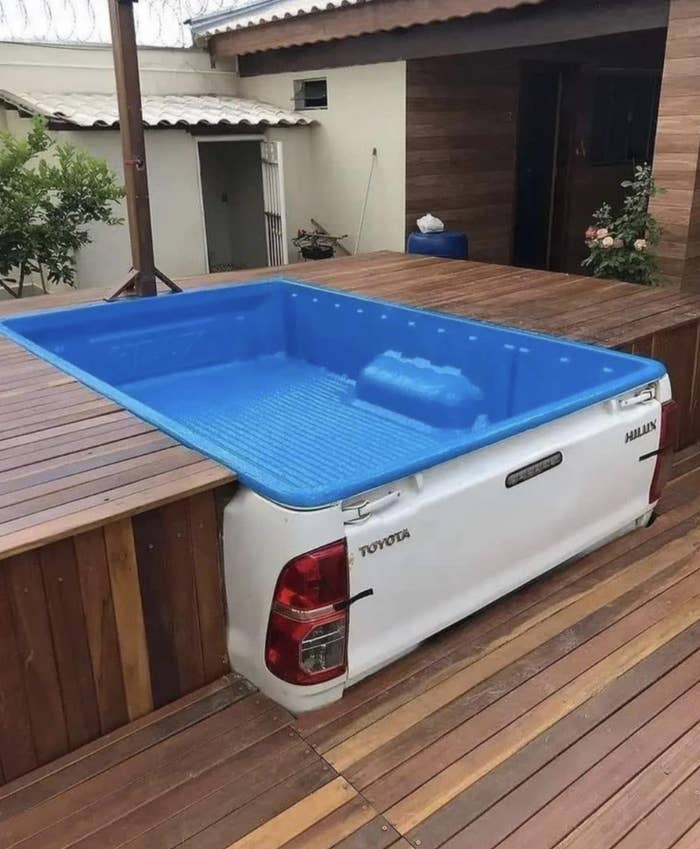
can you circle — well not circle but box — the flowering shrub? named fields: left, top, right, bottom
left=582, top=164, right=661, bottom=286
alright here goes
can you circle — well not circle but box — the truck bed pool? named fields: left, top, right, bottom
left=0, top=279, right=665, bottom=507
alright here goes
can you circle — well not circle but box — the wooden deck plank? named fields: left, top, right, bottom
left=22, top=711, right=292, bottom=849
left=324, top=531, right=700, bottom=774
left=0, top=461, right=233, bottom=559
left=405, top=630, right=700, bottom=849
left=0, top=695, right=282, bottom=848
left=587, top=764, right=700, bottom=849
left=385, top=593, right=700, bottom=833
left=85, top=730, right=315, bottom=849
left=442, top=683, right=700, bottom=849
left=357, top=553, right=700, bottom=804
left=173, top=761, right=334, bottom=849
left=0, top=676, right=250, bottom=821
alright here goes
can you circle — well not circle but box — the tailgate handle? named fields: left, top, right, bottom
left=343, top=490, right=401, bottom=524
left=334, top=588, right=374, bottom=612
left=619, top=389, right=655, bottom=408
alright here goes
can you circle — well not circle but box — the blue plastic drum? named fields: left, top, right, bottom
left=407, top=230, right=469, bottom=260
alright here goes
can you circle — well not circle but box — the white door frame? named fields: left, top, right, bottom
left=194, top=134, right=284, bottom=273
left=260, top=140, right=290, bottom=266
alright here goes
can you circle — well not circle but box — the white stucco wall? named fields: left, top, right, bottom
left=3, top=109, right=208, bottom=287
left=0, top=41, right=238, bottom=94
left=0, top=42, right=408, bottom=289
left=0, top=41, right=239, bottom=288
left=239, top=62, right=407, bottom=255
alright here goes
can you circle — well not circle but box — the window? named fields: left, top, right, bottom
left=590, top=71, right=661, bottom=166
left=294, top=78, right=328, bottom=110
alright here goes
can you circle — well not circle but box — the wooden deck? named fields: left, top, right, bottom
left=2, top=251, right=700, bottom=559
left=4, top=445, right=700, bottom=849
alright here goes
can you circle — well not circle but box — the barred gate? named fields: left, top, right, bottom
left=260, top=141, right=288, bottom=267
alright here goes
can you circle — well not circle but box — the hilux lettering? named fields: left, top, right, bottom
left=360, top=529, right=411, bottom=557
left=626, top=420, right=657, bottom=444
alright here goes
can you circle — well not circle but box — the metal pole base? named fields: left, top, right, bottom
left=105, top=268, right=183, bottom=302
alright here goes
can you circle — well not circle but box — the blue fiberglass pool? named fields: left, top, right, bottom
left=0, top=279, right=665, bottom=507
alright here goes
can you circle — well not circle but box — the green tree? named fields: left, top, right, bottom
left=0, top=116, right=124, bottom=297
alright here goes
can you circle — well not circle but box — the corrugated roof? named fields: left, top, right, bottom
left=190, top=0, right=373, bottom=40
left=189, top=0, right=547, bottom=43
left=0, top=91, right=312, bottom=127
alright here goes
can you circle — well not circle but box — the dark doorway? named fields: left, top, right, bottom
left=513, top=63, right=577, bottom=271
left=198, top=141, right=269, bottom=273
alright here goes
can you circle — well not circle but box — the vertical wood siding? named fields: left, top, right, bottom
left=650, top=0, right=700, bottom=289
left=405, top=54, right=519, bottom=264
left=0, top=490, right=228, bottom=786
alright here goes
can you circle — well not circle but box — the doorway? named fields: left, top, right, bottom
left=512, top=63, right=577, bottom=271
left=197, top=139, right=284, bottom=273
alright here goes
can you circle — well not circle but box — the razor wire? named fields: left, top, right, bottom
left=0, top=0, right=234, bottom=47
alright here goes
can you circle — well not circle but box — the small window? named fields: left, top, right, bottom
left=294, top=78, right=328, bottom=110
left=590, top=71, right=661, bottom=166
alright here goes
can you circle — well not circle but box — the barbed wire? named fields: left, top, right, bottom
left=0, top=0, right=234, bottom=47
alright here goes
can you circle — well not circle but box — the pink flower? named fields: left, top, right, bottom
left=613, top=238, right=624, bottom=249
left=601, top=236, right=614, bottom=249
left=596, top=228, right=609, bottom=240
left=585, top=226, right=597, bottom=240
left=634, top=238, right=647, bottom=252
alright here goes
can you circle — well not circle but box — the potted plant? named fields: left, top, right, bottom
left=582, top=164, right=662, bottom=286
left=293, top=228, right=348, bottom=261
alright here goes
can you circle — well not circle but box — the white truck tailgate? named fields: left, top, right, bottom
left=344, top=390, right=664, bottom=683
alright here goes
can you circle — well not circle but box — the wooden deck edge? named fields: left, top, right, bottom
left=0, top=470, right=235, bottom=562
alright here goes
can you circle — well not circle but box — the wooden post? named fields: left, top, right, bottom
left=650, top=0, right=700, bottom=290
left=107, top=0, right=181, bottom=300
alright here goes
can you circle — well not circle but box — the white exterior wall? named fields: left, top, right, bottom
left=0, top=42, right=237, bottom=288
left=0, top=41, right=238, bottom=94
left=0, top=42, right=408, bottom=287
left=240, top=63, right=407, bottom=256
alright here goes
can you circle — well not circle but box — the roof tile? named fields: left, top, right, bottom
left=0, top=91, right=312, bottom=127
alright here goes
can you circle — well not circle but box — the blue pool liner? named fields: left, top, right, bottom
left=0, top=279, right=666, bottom=507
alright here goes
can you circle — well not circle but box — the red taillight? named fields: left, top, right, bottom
left=649, top=399, right=679, bottom=503
left=266, top=540, right=349, bottom=685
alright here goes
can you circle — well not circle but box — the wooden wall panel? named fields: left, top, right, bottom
left=74, top=528, right=128, bottom=735
left=650, top=0, right=700, bottom=289
left=0, top=489, right=229, bottom=786
left=650, top=320, right=698, bottom=447
left=405, top=32, right=666, bottom=272
left=405, top=54, right=519, bottom=264
left=104, top=519, right=154, bottom=722
left=626, top=318, right=700, bottom=450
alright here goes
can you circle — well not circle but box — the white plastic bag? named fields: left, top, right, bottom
left=417, top=213, right=445, bottom=234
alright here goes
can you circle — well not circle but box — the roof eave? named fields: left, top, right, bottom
left=201, top=0, right=551, bottom=55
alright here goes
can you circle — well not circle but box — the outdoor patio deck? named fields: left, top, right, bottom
left=4, top=444, right=700, bottom=849
left=1, top=250, right=700, bottom=559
